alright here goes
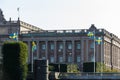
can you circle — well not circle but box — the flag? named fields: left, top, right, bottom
left=32, top=41, right=37, bottom=52
left=9, top=33, right=18, bottom=40
left=95, top=37, right=102, bottom=45
left=87, top=31, right=94, bottom=39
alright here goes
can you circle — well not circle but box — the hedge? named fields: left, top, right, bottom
left=83, top=62, right=120, bottom=72
left=2, top=41, right=28, bottom=80
left=49, top=63, right=79, bottom=73
left=83, top=62, right=106, bottom=72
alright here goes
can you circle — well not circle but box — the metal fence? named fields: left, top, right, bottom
left=56, top=72, right=120, bottom=79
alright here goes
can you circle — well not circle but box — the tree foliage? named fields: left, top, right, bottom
left=2, top=41, right=28, bottom=80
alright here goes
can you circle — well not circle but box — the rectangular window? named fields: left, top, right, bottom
left=50, top=56, right=54, bottom=63
left=58, top=43, right=63, bottom=52
left=42, top=44, right=46, bottom=50
left=76, top=43, right=81, bottom=49
left=90, top=54, right=94, bottom=62
left=77, top=56, right=81, bottom=62
left=0, top=46, right=1, bottom=57
left=0, top=46, right=2, bottom=64
left=68, top=56, right=72, bottom=63
left=50, top=44, right=54, bottom=50
left=68, top=43, right=72, bottom=49
left=59, top=56, right=63, bottom=63
left=90, top=42, right=94, bottom=49
left=33, top=56, right=37, bottom=60
left=42, top=56, right=46, bottom=60
left=59, top=44, right=63, bottom=49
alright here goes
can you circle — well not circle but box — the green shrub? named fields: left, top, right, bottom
left=2, top=41, right=28, bottom=80
left=83, top=62, right=106, bottom=72
left=83, top=62, right=95, bottom=72
left=49, top=63, right=59, bottom=72
left=49, top=63, right=79, bottom=73
left=59, top=64, right=67, bottom=72
left=67, top=64, right=80, bottom=73
left=83, top=62, right=120, bottom=72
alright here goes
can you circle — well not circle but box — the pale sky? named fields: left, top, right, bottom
left=1, top=0, right=120, bottom=37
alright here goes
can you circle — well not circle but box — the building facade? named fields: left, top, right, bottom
left=0, top=9, right=120, bottom=71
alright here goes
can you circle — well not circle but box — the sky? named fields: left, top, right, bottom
left=1, top=0, right=120, bottom=37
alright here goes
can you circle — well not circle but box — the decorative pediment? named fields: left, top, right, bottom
left=89, top=24, right=97, bottom=31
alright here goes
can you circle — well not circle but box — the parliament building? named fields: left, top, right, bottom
left=0, top=9, right=120, bottom=71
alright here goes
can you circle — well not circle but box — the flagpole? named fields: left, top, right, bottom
left=31, top=48, right=33, bottom=72
left=16, top=8, right=20, bottom=42
left=17, top=31, right=19, bottom=42
left=31, top=41, right=37, bottom=72
left=93, top=30, right=96, bottom=73
left=101, top=36, right=103, bottom=75
left=31, top=37, right=33, bottom=72
left=17, top=7, right=20, bottom=19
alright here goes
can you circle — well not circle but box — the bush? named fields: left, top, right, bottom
left=49, top=63, right=79, bottom=73
left=67, top=64, right=80, bottom=73
left=83, top=62, right=95, bottom=72
left=49, top=63, right=59, bottom=72
left=2, top=41, right=28, bottom=80
left=83, top=62, right=106, bottom=72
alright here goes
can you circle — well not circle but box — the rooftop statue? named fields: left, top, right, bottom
left=0, top=9, right=6, bottom=23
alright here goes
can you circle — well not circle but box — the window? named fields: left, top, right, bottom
left=77, top=56, right=81, bottom=62
left=90, top=54, right=94, bottom=62
left=59, top=56, right=63, bottom=63
left=76, top=43, right=81, bottom=49
left=33, top=56, right=37, bottom=60
left=50, top=44, right=54, bottom=50
left=58, top=43, right=63, bottom=52
left=50, top=56, right=54, bottom=63
left=42, top=44, right=46, bottom=50
left=68, top=43, right=72, bottom=49
left=0, top=46, right=2, bottom=64
left=59, top=44, right=63, bottom=49
left=0, top=46, right=1, bottom=57
left=42, top=56, right=46, bottom=60
left=68, top=56, right=72, bottom=62
left=90, top=42, right=94, bottom=49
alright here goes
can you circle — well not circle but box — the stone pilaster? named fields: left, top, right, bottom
left=72, top=40, right=75, bottom=63
left=36, top=41, right=39, bottom=59
left=45, top=41, right=48, bottom=59
left=28, top=41, right=31, bottom=63
left=63, top=40, right=66, bottom=62
left=54, top=41, right=57, bottom=63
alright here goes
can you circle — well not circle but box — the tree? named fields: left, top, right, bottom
left=2, top=41, right=28, bottom=80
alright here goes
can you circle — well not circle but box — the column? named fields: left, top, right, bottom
left=117, top=47, right=119, bottom=69
left=72, top=40, right=75, bottom=63
left=63, top=40, right=66, bottom=62
left=28, top=41, right=31, bottom=63
left=96, top=45, right=99, bottom=62
left=118, top=48, right=120, bottom=69
left=86, top=39, right=88, bottom=61
left=102, top=40, right=104, bottom=63
left=36, top=41, right=39, bottom=59
left=81, top=39, right=84, bottom=62
left=54, top=41, right=57, bottom=63
left=45, top=41, right=48, bottom=59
